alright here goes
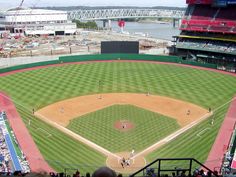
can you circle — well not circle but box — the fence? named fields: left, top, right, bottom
left=59, top=54, right=217, bottom=69
left=129, top=158, right=219, bottom=177
left=0, top=54, right=218, bottom=74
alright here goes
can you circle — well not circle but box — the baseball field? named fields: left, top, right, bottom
left=0, top=60, right=236, bottom=174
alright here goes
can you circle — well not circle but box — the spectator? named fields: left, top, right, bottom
left=73, top=170, right=80, bottom=177
left=86, top=172, right=90, bottom=177
left=207, top=171, right=212, bottom=177
left=92, top=167, right=117, bottom=177
left=180, top=170, right=187, bottom=177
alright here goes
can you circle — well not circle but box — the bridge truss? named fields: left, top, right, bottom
left=68, top=8, right=185, bottom=21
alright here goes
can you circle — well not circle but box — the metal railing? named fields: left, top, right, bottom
left=129, top=158, right=219, bottom=177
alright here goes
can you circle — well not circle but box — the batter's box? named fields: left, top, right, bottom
left=36, top=128, right=52, bottom=138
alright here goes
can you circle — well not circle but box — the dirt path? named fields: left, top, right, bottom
left=205, top=96, right=236, bottom=171
left=0, top=92, right=54, bottom=173
left=36, top=93, right=208, bottom=127
left=1, top=60, right=236, bottom=78
left=35, top=112, right=120, bottom=159
left=35, top=93, right=211, bottom=173
left=0, top=60, right=235, bottom=173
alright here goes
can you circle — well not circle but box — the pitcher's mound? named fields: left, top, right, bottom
left=114, top=120, right=134, bottom=132
left=106, top=152, right=146, bottom=174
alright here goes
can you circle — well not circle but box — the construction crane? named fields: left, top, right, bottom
left=19, top=0, right=25, bottom=7
left=12, top=0, right=41, bottom=37
left=10, top=0, right=25, bottom=36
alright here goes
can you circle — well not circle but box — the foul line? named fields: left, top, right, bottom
left=0, top=92, right=32, bottom=113
left=131, top=112, right=212, bottom=159
left=35, top=112, right=121, bottom=160
left=214, top=97, right=236, bottom=112
left=132, top=97, right=236, bottom=159
left=0, top=93, right=235, bottom=162
left=0, top=92, right=121, bottom=159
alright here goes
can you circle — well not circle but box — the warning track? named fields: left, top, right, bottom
left=0, top=92, right=54, bottom=173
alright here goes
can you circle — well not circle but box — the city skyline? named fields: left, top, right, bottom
left=0, top=0, right=186, bottom=9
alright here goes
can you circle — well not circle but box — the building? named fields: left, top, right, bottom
left=0, top=7, right=77, bottom=36
left=175, top=0, right=236, bottom=73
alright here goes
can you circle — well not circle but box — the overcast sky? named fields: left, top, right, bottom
left=0, top=0, right=186, bottom=9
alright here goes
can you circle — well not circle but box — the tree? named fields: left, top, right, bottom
left=72, top=20, right=98, bottom=29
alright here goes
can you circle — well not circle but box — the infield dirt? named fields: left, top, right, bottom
left=36, top=93, right=208, bottom=127
left=35, top=93, right=210, bottom=173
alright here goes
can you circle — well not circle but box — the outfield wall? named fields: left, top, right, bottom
left=0, top=54, right=218, bottom=74
left=59, top=54, right=217, bottom=69
left=0, top=55, right=58, bottom=69
left=0, top=60, right=59, bottom=74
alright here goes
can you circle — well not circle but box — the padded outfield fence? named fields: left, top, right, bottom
left=0, top=54, right=218, bottom=74
left=0, top=53, right=235, bottom=174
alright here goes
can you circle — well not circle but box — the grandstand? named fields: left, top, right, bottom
left=0, top=111, right=30, bottom=174
left=175, top=0, right=236, bottom=73
left=222, top=126, right=236, bottom=174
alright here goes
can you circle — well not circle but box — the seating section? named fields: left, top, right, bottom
left=191, top=5, right=216, bottom=20
left=180, top=4, right=236, bottom=34
left=216, top=6, right=236, bottom=21
left=0, top=111, right=30, bottom=174
left=176, top=38, right=236, bottom=55
left=227, top=43, right=236, bottom=53
left=221, top=126, right=236, bottom=173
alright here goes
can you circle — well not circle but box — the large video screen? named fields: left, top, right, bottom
left=101, top=41, right=139, bottom=54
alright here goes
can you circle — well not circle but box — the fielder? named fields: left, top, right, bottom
left=130, top=149, right=135, bottom=157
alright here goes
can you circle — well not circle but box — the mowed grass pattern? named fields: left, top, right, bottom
left=67, top=105, right=180, bottom=152
left=0, top=62, right=235, bottom=172
left=16, top=104, right=106, bottom=172
left=146, top=103, right=229, bottom=169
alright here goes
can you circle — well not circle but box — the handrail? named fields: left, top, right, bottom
left=129, top=158, right=219, bottom=177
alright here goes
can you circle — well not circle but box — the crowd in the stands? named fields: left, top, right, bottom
left=0, top=128, right=12, bottom=173
left=10, top=130, right=30, bottom=174
left=177, top=38, right=236, bottom=54
left=0, top=111, right=30, bottom=174
left=0, top=166, right=223, bottom=177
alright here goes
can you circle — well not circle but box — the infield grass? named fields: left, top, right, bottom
left=67, top=104, right=180, bottom=152
left=0, top=62, right=236, bottom=173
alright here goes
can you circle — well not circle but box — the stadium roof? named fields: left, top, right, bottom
left=5, top=7, right=67, bottom=15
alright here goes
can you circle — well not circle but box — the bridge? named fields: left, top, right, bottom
left=68, top=8, right=185, bottom=27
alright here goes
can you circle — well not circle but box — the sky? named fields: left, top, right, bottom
left=0, top=0, right=186, bottom=9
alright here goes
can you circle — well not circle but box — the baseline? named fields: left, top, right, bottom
left=205, top=96, right=236, bottom=171
left=0, top=92, right=54, bottom=173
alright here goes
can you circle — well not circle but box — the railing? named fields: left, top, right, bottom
left=129, top=158, right=219, bottom=177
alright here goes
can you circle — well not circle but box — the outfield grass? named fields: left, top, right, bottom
left=146, top=103, right=229, bottom=170
left=67, top=104, right=180, bottom=152
left=0, top=62, right=236, bottom=173
left=16, top=104, right=106, bottom=172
